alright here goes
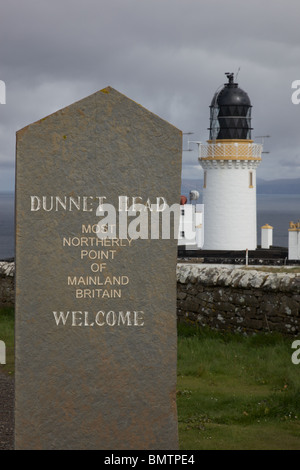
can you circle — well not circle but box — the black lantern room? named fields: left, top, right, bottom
left=209, top=73, right=252, bottom=141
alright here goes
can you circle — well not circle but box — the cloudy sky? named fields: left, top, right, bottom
left=1, top=0, right=300, bottom=192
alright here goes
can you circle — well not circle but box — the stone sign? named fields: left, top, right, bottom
left=15, top=87, right=182, bottom=450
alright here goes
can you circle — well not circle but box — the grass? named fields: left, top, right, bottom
left=177, top=322, right=300, bottom=450
left=0, top=306, right=14, bottom=375
left=1, top=308, right=300, bottom=449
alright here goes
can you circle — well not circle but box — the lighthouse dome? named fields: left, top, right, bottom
left=209, top=73, right=252, bottom=140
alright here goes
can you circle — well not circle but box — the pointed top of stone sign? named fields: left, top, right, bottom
left=16, top=86, right=181, bottom=201
left=17, top=86, right=180, bottom=135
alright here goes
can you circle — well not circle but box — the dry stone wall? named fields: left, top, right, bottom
left=1, top=262, right=300, bottom=335
left=0, top=262, right=14, bottom=307
left=177, top=264, right=300, bottom=335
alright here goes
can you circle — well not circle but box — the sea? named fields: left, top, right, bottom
left=0, top=193, right=299, bottom=260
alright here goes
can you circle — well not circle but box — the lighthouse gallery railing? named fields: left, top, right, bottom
left=198, top=142, right=263, bottom=160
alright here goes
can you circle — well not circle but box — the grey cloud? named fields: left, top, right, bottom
left=0, top=0, right=300, bottom=189
left=279, top=156, right=300, bottom=168
left=0, top=160, right=14, bottom=169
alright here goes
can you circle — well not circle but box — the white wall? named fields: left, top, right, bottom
left=261, top=228, right=273, bottom=249
left=200, top=161, right=258, bottom=250
left=289, top=231, right=300, bottom=260
left=178, top=204, right=204, bottom=249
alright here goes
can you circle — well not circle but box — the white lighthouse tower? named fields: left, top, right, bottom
left=199, top=73, right=262, bottom=251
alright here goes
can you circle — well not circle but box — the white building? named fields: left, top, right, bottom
left=288, top=221, right=300, bottom=260
left=198, top=73, right=262, bottom=251
left=261, top=224, right=273, bottom=249
left=178, top=203, right=204, bottom=250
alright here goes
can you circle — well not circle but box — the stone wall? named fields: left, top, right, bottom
left=177, top=264, right=300, bottom=335
left=1, top=262, right=300, bottom=335
left=0, top=262, right=15, bottom=307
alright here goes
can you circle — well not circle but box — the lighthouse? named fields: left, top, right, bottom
left=198, top=73, right=262, bottom=251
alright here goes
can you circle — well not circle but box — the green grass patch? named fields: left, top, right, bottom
left=177, top=322, right=300, bottom=449
left=0, top=306, right=14, bottom=375
left=1, top=309, right=300, bottom=448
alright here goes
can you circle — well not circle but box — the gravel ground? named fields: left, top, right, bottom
left=0, top=371, right=14, bottom=450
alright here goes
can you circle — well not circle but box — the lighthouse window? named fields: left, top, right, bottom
left=249, top=171, right=253, bottom=188
left=203, top=171, right=207, bottom=188
left=181, top=209, right=185, bottom=216
left=180, top=231, right=185, bottom=238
